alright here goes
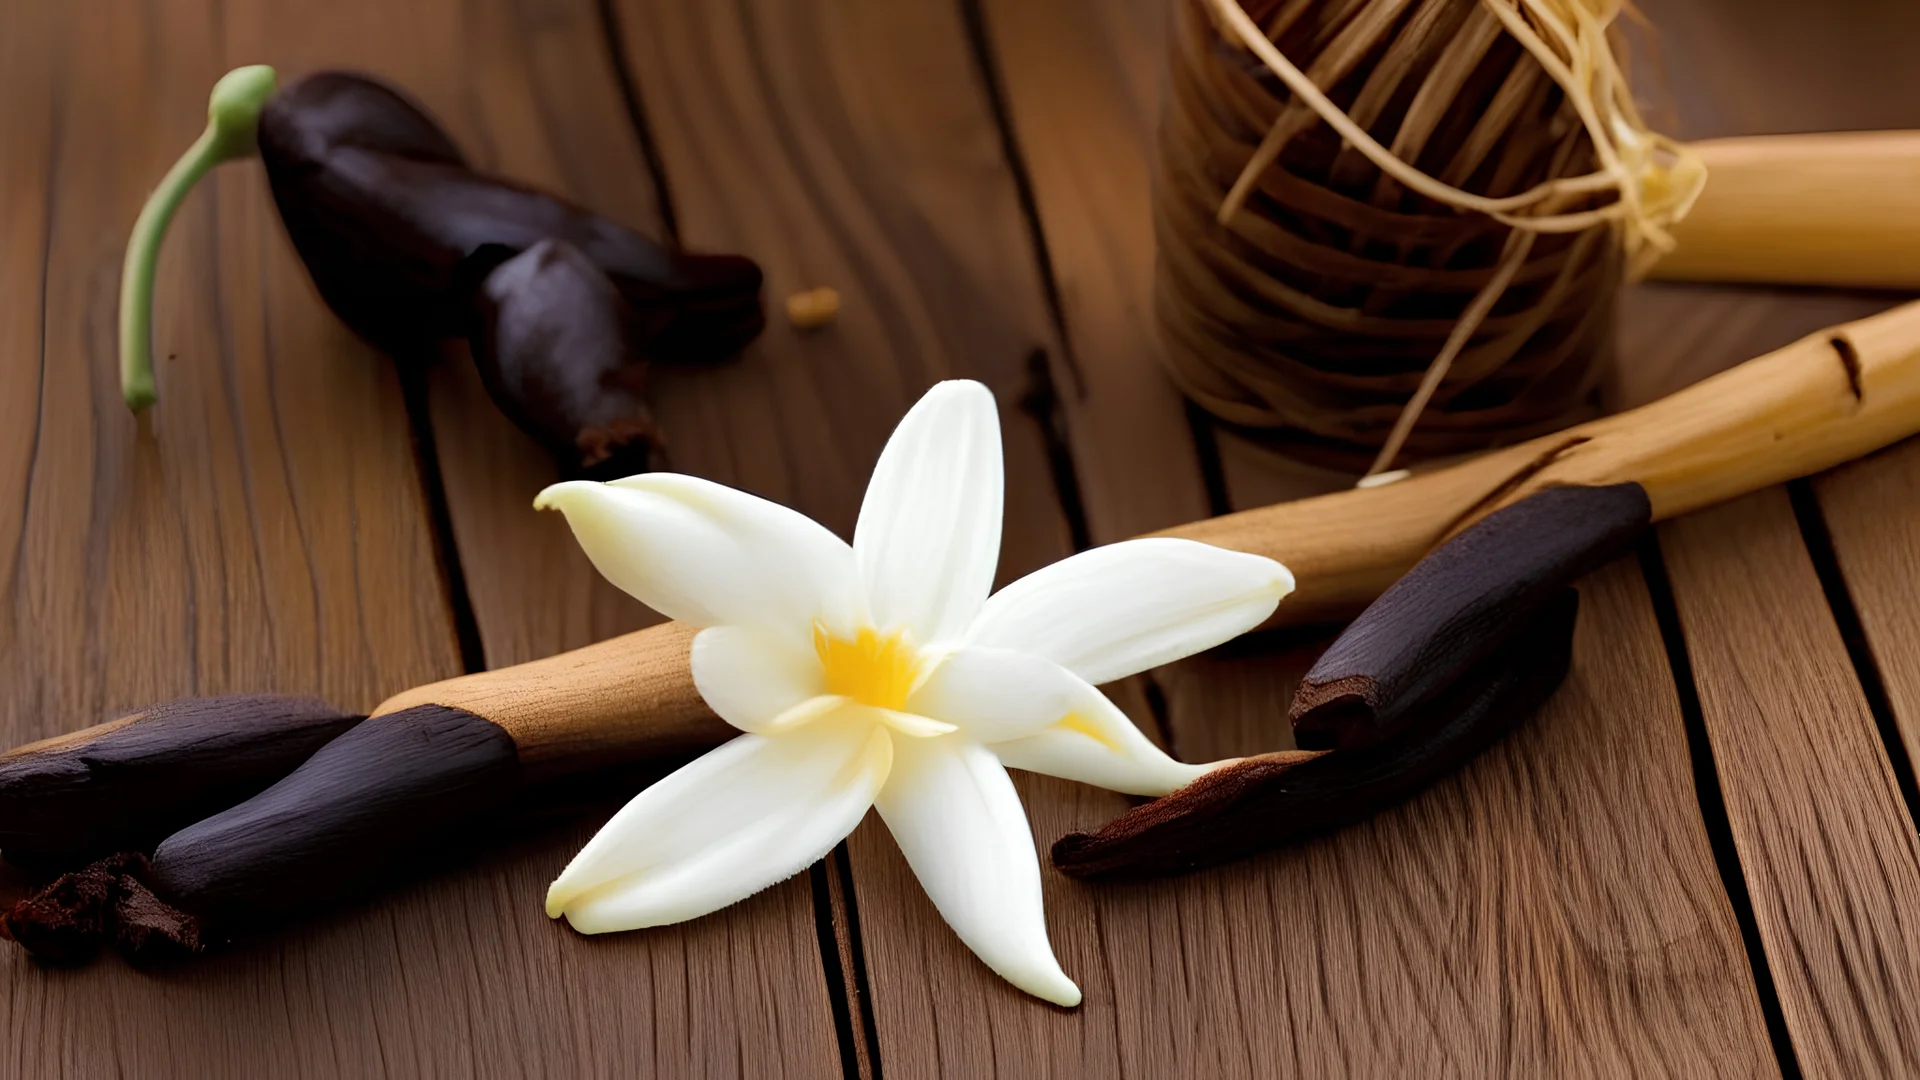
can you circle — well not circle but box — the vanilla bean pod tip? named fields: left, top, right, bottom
left=1057, top=482, right=1652, bottom=878
left=471, top=240, right=661, bottom=478
left=1053, top=588, right=1578, bottom=878
left=0, top=695, right=362, bottom=868
left=1290, top=482, right=1651, bottom=750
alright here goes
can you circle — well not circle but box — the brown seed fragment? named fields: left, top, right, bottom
left=786, top=286, right=841, bottom=330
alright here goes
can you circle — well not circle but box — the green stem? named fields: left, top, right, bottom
left=119, top=65, right=278, bottom=413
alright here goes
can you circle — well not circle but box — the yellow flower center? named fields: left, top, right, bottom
left=815, top=624, right=923, bottom=712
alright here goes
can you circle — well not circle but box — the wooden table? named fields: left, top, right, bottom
left=5, top=0, right=1920, bottom=1075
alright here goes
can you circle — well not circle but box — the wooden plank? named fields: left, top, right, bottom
left=1628, top=3, right=1920, bottom=1074
left=605, top=0, right=1073, bottom=571
left=221, top=0, right=849, bottom=1075
left=1159, top=561, right=1776, bottom=1076
left=1, top=1, right=847, bottom=1076
left=978, top=0, right=1214, bottom=541
left=1660, top=493, right=1920, bottom=1076
left=0, top=1, right=477, bottom=1075
left=601, top=0, right=1105, bottom=1072
left=1818, top=443, right=1920, bottom=791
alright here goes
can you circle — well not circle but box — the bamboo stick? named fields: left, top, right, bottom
left=378, top=297, right=1920, bottom=739
left=1177, top=297, right=1920, bottom=620
left=369, top=621, right=725, bottom=777
left=1650, top=131, right=1920, bottom=290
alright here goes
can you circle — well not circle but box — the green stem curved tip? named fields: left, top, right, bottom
left=120, top=65, right=278, bottom=413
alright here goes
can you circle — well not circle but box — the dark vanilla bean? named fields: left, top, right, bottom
left=257, top=71, right=764, bottom=361
left=1053, top=587, right=1578, bottom=879
left=471, top=240, right=660, bottom=477
left=0, top=696, right=361, bottom=867
left=147, top=704, right=521, bottom=933
left=200, top=70, right=766, bottom=473
left=1290, top=482, right=1648, bottom=750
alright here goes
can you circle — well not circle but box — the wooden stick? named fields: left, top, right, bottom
left=1172, top=297, right=1920, bottom=623
left=18, top=297, right=1920, bottom=826
left=374, top=298, right=1920, bottom=751
left=1650, top=131, right=1920, bottom=290
left=370, top=621, right=725, bottom=778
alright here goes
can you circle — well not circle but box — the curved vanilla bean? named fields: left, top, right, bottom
left=1052, top=588, right=1577, bottom=879
left=1290, top=482, right=1647, bottom=750
left=124, top=68, right=764, bottom=472
left=0, top=696, right=360, bottom=867
left=256, top=72, right=764, bottom=362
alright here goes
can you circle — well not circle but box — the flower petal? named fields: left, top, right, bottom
left=968, top=538, right=1293, bottom=685
left=905, top=647, right=1098, bottom=744
left=548, top=723, right=890, bottom=932
left=854, top=380, right=1004, bottom=645
left=989, top=688, right=1216, bottom=797
left=874, top=737, right=1081, bottom=1006
left=691, top=625, right=827, bottom=734
left=536, top=474, right=862, bottom=640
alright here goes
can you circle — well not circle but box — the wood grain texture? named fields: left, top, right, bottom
left=1, top=1, right=844, bottom=1076
left=978, top=0, right=1214, bottom=542
left=1661, top=493, right=1920, bottom=1077
left=1629, top=6, right=1920, bottom=1073
left=1093, top=563, right=1773, bottom=1076
left=1818, top=440, right=1920, bottom=803
left=606, top=0, right=1072, bottom=569
left=603, top=0, right=1101, bottom=1073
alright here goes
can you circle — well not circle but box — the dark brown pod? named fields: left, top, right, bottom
left=472, top=240, right=659, bottom=477
left=1290, top=482, right=1649, bottom=751
left=256, top=71, right=764, bottom=360
left=3, top=705, right=527, bottom=964
left=1052, top=587, right=1578, bottom=879
left=145, top=703, right=520, bottom=934
left=0, top=696, right=361, bottom=867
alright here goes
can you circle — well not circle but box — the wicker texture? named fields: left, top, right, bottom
left=1155, top=0, right=1621, bottom=466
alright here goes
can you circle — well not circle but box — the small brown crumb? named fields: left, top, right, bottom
left=785, top=287, right=840, bottom=330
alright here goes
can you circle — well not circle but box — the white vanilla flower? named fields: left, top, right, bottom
left=536, top=380, right=1293, bottom=1006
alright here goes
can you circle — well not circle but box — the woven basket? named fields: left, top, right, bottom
left=1155, top=0, right=1624, bottom=469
